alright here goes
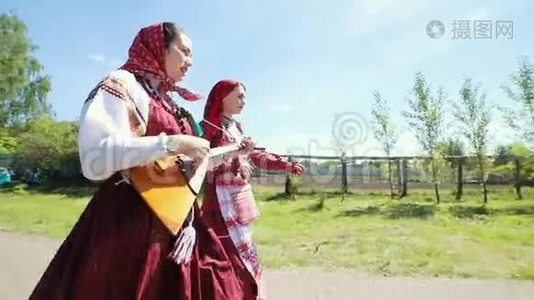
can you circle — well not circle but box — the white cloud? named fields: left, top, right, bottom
left=348, top=0, right=441, bottom=36
left=257, top=129, right=424, bottom=158
left=108, top=58, right=123, bottom=68
left=470, top=8, right=490, bottom=21
left=259, top=132, right=332, bottom=156
left=88, top=54, right=106, bottom=63
left=375, top=26, right=456, bottom=74
left=268, top=104, right=293, bottom=112
left=391, top=130, right=422, bottom=156
left=88, top=53, right=122, bottom=68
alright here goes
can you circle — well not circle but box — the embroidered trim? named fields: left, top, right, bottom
left=85, top=75, right=147, bottom=136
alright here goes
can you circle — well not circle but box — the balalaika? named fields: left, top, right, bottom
left=126, top=143, right=245, bottom=235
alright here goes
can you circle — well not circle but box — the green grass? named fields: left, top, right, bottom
left=1, top=183, right=534, bottom=280
left=0, top=184, right=90, bottom=239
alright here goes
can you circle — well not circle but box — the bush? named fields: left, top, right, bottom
left=490, top=143, right=534, bottom=186
left=285, top=175, right=301, bottom=195
left=13, top=117, right=80, bottom=182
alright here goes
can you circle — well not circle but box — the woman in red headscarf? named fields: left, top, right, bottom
left=200, top=80, right=304, bottom=299
left=30, top=23, right=253, bottom=300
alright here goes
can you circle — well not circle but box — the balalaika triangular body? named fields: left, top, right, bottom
left=127, top=143, right=242, bottom=235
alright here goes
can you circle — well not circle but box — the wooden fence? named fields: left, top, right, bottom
left=253, top=153, right=530, bottom=199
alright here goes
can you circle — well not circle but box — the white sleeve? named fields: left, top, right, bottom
left=78, top=86, right=169, bottom=181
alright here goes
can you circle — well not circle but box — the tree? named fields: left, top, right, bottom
left=370, top=91, right=398, bottom=198
left=438, top=138, right=465, bottom=199
left=510, top=143, right=534, bottom=186
left=0, top=128, right=17, bottom=154
left=493, top=144, right=514, bottom=166
left=15, top=116, right=80, bottom=181
left=0, top=12, right=52, bottom=128
left=403, top=72, right=444, bottom=203
left=452, top=78, right=491, bottom=203
left=490, top=143, right=534, bottom=199
left=440, top=139, right=465, bottom=164
left=500, top=57, right=534, bottom=145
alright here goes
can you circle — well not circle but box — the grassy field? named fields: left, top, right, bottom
left=0, top=183, right=533, bottom=280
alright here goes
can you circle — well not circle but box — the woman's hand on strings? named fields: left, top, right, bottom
left=166, top=135, right=210, bottom=167
left=238, top=137, right=256, bottom=155
left=290, top=162, right=305, bottom=176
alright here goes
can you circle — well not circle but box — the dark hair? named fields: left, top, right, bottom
left=163, top=22, right=185, bottom=49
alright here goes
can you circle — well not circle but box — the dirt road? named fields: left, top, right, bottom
left=1, top=231, right=533, bottom=300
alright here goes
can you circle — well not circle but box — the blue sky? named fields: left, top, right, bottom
left=2, top=0, right=533, bottom=156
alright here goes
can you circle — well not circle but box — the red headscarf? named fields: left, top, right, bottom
left=201, top=79, right=242, bottom=142
left=121, top=23, right=202, bottom=101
